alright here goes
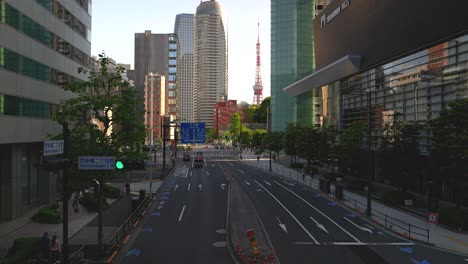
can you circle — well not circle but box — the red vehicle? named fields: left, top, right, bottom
left=194, top=156, right=204, bottom=168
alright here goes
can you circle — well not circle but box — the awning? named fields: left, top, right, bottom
left=283, top=54, right=361, bottom=96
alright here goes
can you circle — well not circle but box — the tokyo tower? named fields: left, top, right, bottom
left=252, top=22, right=263, bottom=106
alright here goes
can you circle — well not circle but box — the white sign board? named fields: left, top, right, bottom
left=43, top=140, right=64, bottom=156
left=79, top=156, right=116, bottom=170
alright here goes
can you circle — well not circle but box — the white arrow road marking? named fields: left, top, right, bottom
left=174, top=184, right=178, bottom=191
left=207, top=171, right=210, bottom=176
left=178, top=205, right=186, bottom=222
left=198, top=184, right=203, bottom=191
left=244, top=180, right=251, bottom=186
left=190, top=171, right=193, bottom=177
left=274, top=180, right=361, bottom=242
left=343, top=217, right=374, bottom=234
left=187, top=183, right=191, bottom=191
left=157, top=205, right=163, bottom=210
left=221, top=183, right=226, bottom=191
left=309, top=216, right=329, bottom=234
left=276, top=217, right=288, bottom=233
left=239, top=169, right=245, bottom=174
left=263, top=180, right=272, bottom=186
left=255, top=180, right=319, bottom=244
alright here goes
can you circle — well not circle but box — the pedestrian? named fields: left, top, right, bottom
left=257, top=155, right=260, bottom=162
left=49, top=235, right=61, bottom=262
left=39, top=232, right=50, bottom=261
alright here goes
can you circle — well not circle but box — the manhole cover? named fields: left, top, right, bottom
left=213, top=241, right=227, bottom=247
left=216, top=229, right=226, bottom=234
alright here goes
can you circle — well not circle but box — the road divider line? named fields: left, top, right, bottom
left=255, top=180, right=319, bottom=245
left=244, top=180, right=251, bottom=186
left=274, top=180, right=361, bottom=243
left=343, top=217, right=373, bottom=234
left=239, top=169, right=245, bottom=174
left=178, top=205, right=186, bottom=222
left=188, top=183, right=191, bottom=191
left=264, top=180, right=272, bottom=186
left=207, top=171, right=210, bottom=176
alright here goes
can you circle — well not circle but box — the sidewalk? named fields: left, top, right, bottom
left=241, top=152, right=468, bottom=255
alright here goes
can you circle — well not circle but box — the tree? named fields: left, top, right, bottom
left=242, top=106, right=257, bottom=123
left=284, top=123, right=303, bottom=163
left=298, top=126, right=320, bottom=167
left=55, top=54, right=146, bottom=256
left=337, top=122, right=366, bottom=177
left=254, top=97, right=270, bottom=123
left=206, top=128, right=219, bottom=142
left=431, top=99, right=468, bottom=208
left=252, top=129, right=267, bottom=148
left=229, top=112, right=241, bottom=145
left=379, top=114, right=420, bottom=192
left=265, top=131, right=284, bottom=160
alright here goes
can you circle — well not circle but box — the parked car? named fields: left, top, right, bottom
left=183, top=153, right=190, bottom=161
left=194, top=156, right=204, bottom=168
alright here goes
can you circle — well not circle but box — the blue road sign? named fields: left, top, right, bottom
left=180, top=122, right=206, bottom=144
left=78, top=156, right=115, bottom=170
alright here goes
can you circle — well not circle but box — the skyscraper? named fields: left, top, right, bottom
left=134, top=32, right=178, bottom=121
left=194, top=0, right=228, bottom=128
left=270, top=0, right=331, bottom=131
left=0, top=0, right=91, bottom=220
left=174, top=14, right=195, bottom=122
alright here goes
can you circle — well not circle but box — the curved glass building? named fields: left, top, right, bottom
left=194, top=0, right=228, bottom=128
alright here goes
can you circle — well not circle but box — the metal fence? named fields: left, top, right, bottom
left=245, top=160, right=430, bottom=244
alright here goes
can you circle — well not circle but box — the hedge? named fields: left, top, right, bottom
left=1, top=237, right=40, bottom=264
left=289, top=162, right=304, bottom=169
left=103, top=184, right=121, bottom=199
left=303, top=166, right=319, bottom=175
left=323, top=172, right=344, bottom=182
left=380, top=190, right=415, bottom=206
left=79, top=192, right=110, bottom=212
left=437, top=207, right=468, bottom=231
left=32, top=203, right=62, bottom=224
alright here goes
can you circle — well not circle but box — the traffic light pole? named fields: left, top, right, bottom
left=62, top=122, right=70, bottom=264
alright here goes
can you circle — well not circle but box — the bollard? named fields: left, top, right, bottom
left=125, top=182, right=130, bottom=195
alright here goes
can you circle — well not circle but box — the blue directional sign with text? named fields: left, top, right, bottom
left=180, top=122, right=206, bottom=144
left=78, top=156, right=115, bottom=170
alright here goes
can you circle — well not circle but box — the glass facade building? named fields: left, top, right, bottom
left=270, top=0, right=330, bottom=132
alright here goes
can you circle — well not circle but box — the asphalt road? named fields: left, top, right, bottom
left=118, top=149, right=234, bottom=264
left=229, top=161, right=468, bottom=264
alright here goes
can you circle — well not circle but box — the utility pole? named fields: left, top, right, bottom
left=366, top=91, right=373, bottom=217
left=62, top=122, right=70, bottom=264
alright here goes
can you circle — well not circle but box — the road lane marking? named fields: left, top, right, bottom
left=264, top=180, right=272, bottom=186
left=174, top=184, right=179, bottom=191
left=190, top=171, right=193, bottom=177
left=185, top=169, right=189, bottom=178
left=207, top=171, right=210, bottom=176
left=343, top=217, right=374, bottom=234
left=221, top=183, right=226, bottom=191
left=255, top=180, right=319, bottom=244
left=276, top=217, right=288, bottom=233
left=274, top=180, right=361, bottom=243
left=239, top=169, right=245, bottom=174
left=244, top=180, right=251, bottom=186
left=178, top=205, right=186, bottom=222
left=187, top=183, right=191, bottom=191
left=309, top=216, right=329, bottom=234
left=199, top=184, right=203, bottom=191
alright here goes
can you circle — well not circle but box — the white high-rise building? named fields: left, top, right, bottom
left=174, top=14, right=195, bottom=123
left=194, top=0, right=228, bottom=128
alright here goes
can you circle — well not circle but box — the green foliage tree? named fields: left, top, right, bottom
left=284, top=123, right=304, bottom=163
left=206, top=128, right=219, bottom=142
left=240, top=126, right=253, bottom=146
left=379, top=114, right=420, bottom=192
left=243, top=106, right=256, bottom=123
left=55, top=53, right=146, bottom=255
left=252, top=129, right=267, bottom=148
left=298, top=126, right=320, bottom=167
left=229, top=112, right=241, bottom=145
left=337, top=122, right=366, bottom=177
left=431, top=99, right=468, bottom=208
left=264, top=131, right=284, bottom=160
left=254, top=97, right=270, bottom=123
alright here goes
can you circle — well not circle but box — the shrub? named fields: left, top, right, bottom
left=303, top=166, right=319, bottom=175
left=79, top=192, right=110, bottom=212
left=103, top=184, right=121, bottom=199
left=437, top=207, right=468, bottom=231
left=323, top=172, right=344, bottom=182
left=346, top=180, right=364, bottom=192
left=2, top=237, right=40, bottom=264
left=380, top=190, right=415, bottom=206
left=289, top=162, right=304, bottom=169
left=32, top=203, right=62, bottom=224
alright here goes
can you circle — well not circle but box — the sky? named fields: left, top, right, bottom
left=91, top=0, right=271, bottom=104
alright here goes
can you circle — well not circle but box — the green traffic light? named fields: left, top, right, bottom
left=115, top=161, right=124, bottom=170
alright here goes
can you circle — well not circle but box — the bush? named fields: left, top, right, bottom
left=103, top=184, right=121, bottom=199
left=79, top=192, right=110, bottom=212
left=32, top=203, right=62, bottom=224
left=346, top=180, right=364, bottom=191
left=323, top=172, right=344, bottom=182
left=303, top=166, right=319, bottom=175
left=289, top=162, right=304, bottom=169
left=2, top=237, right=40, bottom=264
left=380, top=190, right=415, bottom=206
left=437, top=207, right=468, bottom=231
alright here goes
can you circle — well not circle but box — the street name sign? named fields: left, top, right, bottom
left=79, top=156, right=116, bottom=170
left=43, top=140, right=64, bottom=156
left=180, top=122, right=206, bottom=144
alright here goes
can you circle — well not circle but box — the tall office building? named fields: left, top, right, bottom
left=194, top=0, right=228, bottom=128
left=270, top=0, right=331, bottom=131
left=0, top=0, right=91, bottom=220
left=174, top=14, right=195, bottom=123
left=144, top=73, right=166, bottom=144
left=134, top=32, right=178, bottom=121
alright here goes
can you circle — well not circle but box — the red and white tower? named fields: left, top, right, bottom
left=253, top=22, right=263, bottom=106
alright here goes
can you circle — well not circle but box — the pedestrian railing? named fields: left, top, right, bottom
left=245, top=160, right=430, bottom=244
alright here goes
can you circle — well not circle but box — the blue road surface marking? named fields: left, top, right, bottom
left=160, top=196, right=169, bottom=200
left=345, top=213, right=356, bottom=218
left=126, top=249, right=141, bottom=257
left=400, top=247, right=414, bottom=254
left=313, top=193, right=321, bottom=197
left=162, top=192, right=171, bottom=196
left=328, top=202, right=337, bottom=206
left=151, top=212, right=161, bottom=217
left=411, top=259, right=430, bottom=264
left=142, top=228, right=153, bottom=232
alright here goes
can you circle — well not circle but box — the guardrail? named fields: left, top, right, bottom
left=245, top=160, right=430, bottom=244
left=104, top=194, right=153, bottom=256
